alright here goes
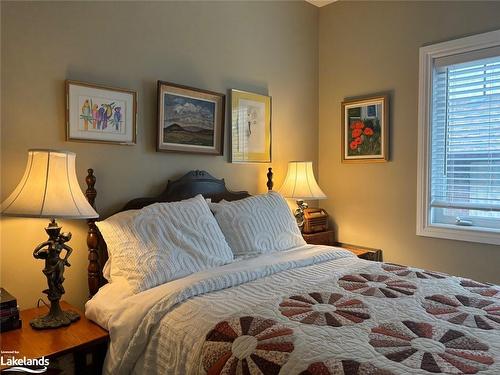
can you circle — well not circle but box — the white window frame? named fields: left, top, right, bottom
left=417, top=29, right=500, bottom=246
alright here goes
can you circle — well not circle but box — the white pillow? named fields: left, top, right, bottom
left=209, top=192, right=306, bottom=257
left=100, top=197, right=215, bottom=282
left=99, top=209, right=139, bottom=283
left=96, top=195, right=233, bottom=293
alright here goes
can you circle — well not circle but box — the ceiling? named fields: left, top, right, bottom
left=305, top=0, right=337, bottom=7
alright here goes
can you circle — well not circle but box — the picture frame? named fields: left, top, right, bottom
left=341, top=94, right=389, bottom=163
left=157, top=81, right=225, bottom=155
left=66, top=80, right=137, bottom=145
left=230, top=89, right=272, bottom=163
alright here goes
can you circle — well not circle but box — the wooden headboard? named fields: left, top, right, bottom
left=84, top=168, right=274, bottom=298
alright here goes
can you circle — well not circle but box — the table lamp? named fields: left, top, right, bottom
left=278, top=161, right=327, bottom=230
left=1, top=149, right=98, bottom=329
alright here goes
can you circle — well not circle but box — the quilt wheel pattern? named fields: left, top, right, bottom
left=279, top=292, right=370, bottom=327
left=300, top=358, right=394, bottom=375
left=382, top=263, right=447, bottom=279
left=423, top=294, right=500, bottom=330
left=338, top=273, right=417, bottom=298
left=202, top=316, right=294, bottom=375
left=369, top=320, right=494, bottom=374
left=460, top=279, right=500, bottom=299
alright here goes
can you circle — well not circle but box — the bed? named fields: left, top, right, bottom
left=83, top=169, right=500, bottom=375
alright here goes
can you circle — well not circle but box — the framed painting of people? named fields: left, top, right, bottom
left=230, top=89, right=272, bottom=163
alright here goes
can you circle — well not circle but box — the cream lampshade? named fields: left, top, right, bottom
left=278, top=161, right=327, bottom=201
left=1, top=149, right=98, bottom=219
left=1, top=149, right=98, bottom=329
left=278, top=161, right=326, bottom=230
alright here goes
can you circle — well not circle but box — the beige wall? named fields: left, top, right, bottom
left=3, top=0, right=499, bottom=312
left=0, top=1, right=319, bottom=309
left=319, top=1, right=500, bottom=283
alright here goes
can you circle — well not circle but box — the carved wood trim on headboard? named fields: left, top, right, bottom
left=85, top=169, right=102, bottom=298
left=84, top=168, right=274, bottom=298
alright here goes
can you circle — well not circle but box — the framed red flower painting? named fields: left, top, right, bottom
left=341, top=94, right=389, bottom=163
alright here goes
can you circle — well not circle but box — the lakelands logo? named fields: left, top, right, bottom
left=1, top=351, right=49, bottom=373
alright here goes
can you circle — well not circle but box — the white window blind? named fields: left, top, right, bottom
left=430, top=54, right=500, bottom=232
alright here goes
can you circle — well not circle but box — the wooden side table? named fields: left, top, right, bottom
left=302, top=230, right=383, bottom=262
left=302, top=230, right=334, bottom=246
left=333, top=242, right=383, bottom=262
left=0, top=301, right=109, bottom=374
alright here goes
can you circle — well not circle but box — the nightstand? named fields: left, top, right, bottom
left=333, top=242, right=383, bottom=261
left=302, top=230, right=334, bottom=246
left=302, top=230, right=383, bottom=262
left=1, top=301, right=109, bottom=374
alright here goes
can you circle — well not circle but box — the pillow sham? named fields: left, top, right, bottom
left=99, top=209, right=139, bottom=283
left=209, top=192, right=306, bottom=256
left=101, top=199, right=213, bottom=282
left=96, top=194, right=233, bottom=293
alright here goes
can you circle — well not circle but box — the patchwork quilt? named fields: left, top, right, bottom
left=96, top=246, right=500, bottom=375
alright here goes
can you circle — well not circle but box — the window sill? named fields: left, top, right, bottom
left=417, top=223, right=500, bottom=246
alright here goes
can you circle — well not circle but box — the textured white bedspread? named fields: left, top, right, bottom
left=86, top=245, right=500, bottom=375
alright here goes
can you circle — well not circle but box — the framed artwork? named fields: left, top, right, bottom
left=341, top=94, right=389, bottom=163
left=157, top=81, right=225, bottom=155
left=230, top=89, right=271, bottom=163
left=66, top=80, right=137, bottom=145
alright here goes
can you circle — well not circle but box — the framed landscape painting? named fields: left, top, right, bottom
left=230, top=89, right=271, bottom=163
left=66, top=80, right=137, bottom=145
left=157, top=81, right=225, bottom=155
left=341, top=94, right=389, bottom=163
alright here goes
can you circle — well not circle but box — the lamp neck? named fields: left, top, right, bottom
left=45, top=218, right=61, bottom=239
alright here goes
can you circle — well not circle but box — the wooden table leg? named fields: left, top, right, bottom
left=73, top=340, right=107, bottom=375
left=73, top=350, right=86, bottom=375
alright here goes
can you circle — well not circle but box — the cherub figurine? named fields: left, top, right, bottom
left=33, top=230, right=73, bottom=301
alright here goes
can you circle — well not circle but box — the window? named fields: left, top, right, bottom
left=417, top=30, right=500, bottom=245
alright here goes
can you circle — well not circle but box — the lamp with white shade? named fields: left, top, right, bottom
left=1, top=149, right=98, bottom=329
left=278, top=161, right=327, bottom=231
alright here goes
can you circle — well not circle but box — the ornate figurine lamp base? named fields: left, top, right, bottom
left=293, top=199, right=309, bottom=231
left=30, top=301, right=80, bottom=330
left=31, top=219, right=80, bottom=330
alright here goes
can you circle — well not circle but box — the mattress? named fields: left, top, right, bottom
left=85, top=244, right=500, bottom=375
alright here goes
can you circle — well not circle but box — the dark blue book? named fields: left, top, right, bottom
left=0, top=288, right=17, bottom=309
